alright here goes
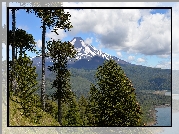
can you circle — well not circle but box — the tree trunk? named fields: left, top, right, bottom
left=12, top=9, right=16, bottom=94
left=58, top=56, right=62, bottom=124
left=58, top=88, right=62, bottom=124
left=41, top=20, right=46, bottom=110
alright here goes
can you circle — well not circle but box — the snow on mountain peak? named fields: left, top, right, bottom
left=31, top=37, right=129, bottom=66
left=70, top=37, right=114, bottom=60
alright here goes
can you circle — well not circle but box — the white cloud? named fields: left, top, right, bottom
left=116, top=52, right=122, bottom=57
left=157, top=54, right=170, bottom=59
left=36, top=39, right=42, bottom=48
left=137, top=58, right=145, bottom=63
left=128, top=56, right=135, bottom=61
left=46, top=28, right=67, bottom=41
left=84, top=37, right=93, bottom=45
left=60, top=3, right=171, bottom=56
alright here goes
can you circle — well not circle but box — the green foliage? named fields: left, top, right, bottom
left=78, top=95, right=89, bottom=126
left=135, top=90, right=171, bottom=125
left=9, top=94, right=60, bottom=126
left=122, top=65, right=171, bottom=91
left=9, top=28, right=37, bottom=56
left=47, top=39, right=77, bottom=124
left=88, top=59, right=143, bottom=126
left=62, top=95, right=82, bottom=126
left=47, top=40, right=77, bottom=101
left=26, top=9, right=73, bottom=32
left=9, top=54, right=38, bottom=99
left=9, top=54, right=41, bottom=122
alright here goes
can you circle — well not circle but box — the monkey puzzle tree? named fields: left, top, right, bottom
left=47, top=39, right=77, bottom=124
left=8, top=28, right=37, bottom=94
left=9, top=28, right=37, bottom=56
left=26, top=8, right=73, bottom=111
left=88, top=59, right=143, bottom=126
left=10, top=8, right=17, bottom=94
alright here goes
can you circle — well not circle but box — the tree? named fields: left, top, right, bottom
left=78, top=95, right=89, bottom=126
left=9, top=28, right=37, bottom=94
left=10, top=8, right=17, bottom=94
left=62, top=94, right=82, bottom=126
left=47, top=39, right=77, bottom=124
left=9, top=28, right=37, bottom=56
left=26, top=8, right=73, bottom=111
left=88, top=59, right=143, bottom=126
left=9, top=54, right=39, bottom=119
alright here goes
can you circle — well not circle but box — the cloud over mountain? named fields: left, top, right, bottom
left=47, top=6, right=171, bottom=57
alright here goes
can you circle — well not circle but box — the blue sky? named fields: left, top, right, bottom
left=3, top=2, right=175, bottom=69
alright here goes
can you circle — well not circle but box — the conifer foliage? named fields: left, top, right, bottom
left=47, top=39, right=77, bottom=124
left=88, top=59, right=143, bottom=126
left=26, top=8, right=73, bottom=111
left=9, top=54, right=39, bottom=119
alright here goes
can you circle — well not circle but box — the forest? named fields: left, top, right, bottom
left=7, top=8, right=171, bottom=126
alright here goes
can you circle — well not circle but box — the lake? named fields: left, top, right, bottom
left=153, top=107, right=171, bottom=126
left=153, top=93, right=179, bottom=131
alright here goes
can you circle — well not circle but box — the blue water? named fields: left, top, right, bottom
left=154, top=107, right=171, bottom=126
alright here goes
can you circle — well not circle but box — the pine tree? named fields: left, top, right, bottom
left=89, top=59, right=143, bottom=126
left=47, top=40, right=77, bottom=124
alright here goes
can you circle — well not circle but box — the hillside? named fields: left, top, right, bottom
left=35, top=66, right=171, bottom=99
left=32, top=37, right=171, bottom=94
left=9, top=95, right=60, bottom=126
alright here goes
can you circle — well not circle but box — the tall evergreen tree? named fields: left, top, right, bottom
left=9, top=29, right=37, bottom=94
left=47, top=39, right=77, bottom=124
left=26, top=8, right=73, bottom=111
left=88, top=59, right=143, bottom=126
left=11, top=8, right=16, bottom=94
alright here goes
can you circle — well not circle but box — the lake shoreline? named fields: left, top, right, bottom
left=147, top=105, right=171, bottom=126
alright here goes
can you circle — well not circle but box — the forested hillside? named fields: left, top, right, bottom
left=35, top=65, right=171, bottom=99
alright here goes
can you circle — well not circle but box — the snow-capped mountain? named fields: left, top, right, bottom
left=32, top=37, right=130, bottom=68
left=70, top=37, right=128, bottom=64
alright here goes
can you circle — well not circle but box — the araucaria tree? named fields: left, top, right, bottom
left=47, top=40, right=77, bottom=124
left=88, top=59, right=143, bottom=126
left=26, top=9, right=73, bottom=111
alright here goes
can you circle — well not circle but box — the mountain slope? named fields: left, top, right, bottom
left=31, top=37, right=130, bottom=69
left=32, top=37, right=171, bottom=93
